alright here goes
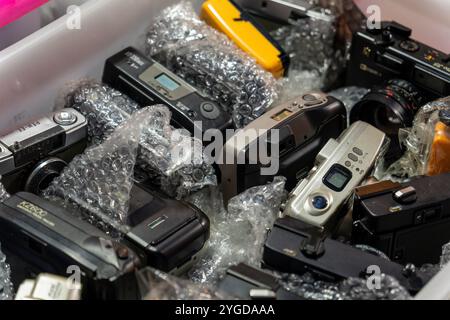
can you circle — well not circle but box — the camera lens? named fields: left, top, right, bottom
left=25, top=158, right=67, bottom=194
left=312, top=195, right=329, bottom=210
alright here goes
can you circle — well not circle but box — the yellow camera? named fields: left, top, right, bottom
left=201, top=0, right=289, bottom=78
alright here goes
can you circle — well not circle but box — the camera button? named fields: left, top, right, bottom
left=54, top=111, right=77, bottom=126
left=400, top=40, right=420, bottom=53
left=345, top=161, right=351, bottom=168
left=348, top=153, right=358, bottom=162
left=352, top=147, right=363, bottom=156
left=200, top=102, right=221, bottom=120
left=303, top=94, right=318, bottom=102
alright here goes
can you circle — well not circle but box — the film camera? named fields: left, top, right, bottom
left=219, top=92, right=346, bottom=204
left=352, top=174, right=450, bottom=266
left=103, top=47, right=232, bottom=136
left=0, top=109, right=87, bottom=195
left=123, top=182, right=210, bottom=274
left=347, top=21, right=450, bottom=161
left=263, top=216, right=428, bottom=294
left=0, top=192, right=141, bottom=300
left=281, top=121, right=386, bottom=231
left=218, top=263, right=304, bottom=300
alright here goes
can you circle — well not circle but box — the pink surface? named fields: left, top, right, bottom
left=354, top=0, right=450, bottom=53
left=0, top=0, right=48, bottom=28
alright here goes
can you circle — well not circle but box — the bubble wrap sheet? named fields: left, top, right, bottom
left=64, top=81, right=217, bottom=198
left=376, top=97, right=450, bottom=182
left=43, top=108, right=155, bottom=236
left=0, top=177, right=9, bottom=203
left=145, top=1, right=280, bottom=128
left=187, top=177, right=287, bottom=285
left=137, top=267, right=233, bottom=300
left=0, top=247, right=13, bottom=300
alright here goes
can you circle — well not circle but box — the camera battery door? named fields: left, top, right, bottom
left=0, top=192, right=140, bottom=300
left=352, top=174, right=450, bottom=266
left=263, top=216, right=427, bottom=294
left=125, top=184, right=210, bottom=274
left=0, top=108, right=87, bottom=194
left=103, top=47, right=232, bottom=135
left=284, top=121, right=386, bottom=229
left=219, top=93, right=346, bottom=204
left=347, top=21, right=450, bottom=97
left=200, top=0, right=289, bottom=78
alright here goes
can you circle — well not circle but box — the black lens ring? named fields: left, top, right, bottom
left=25, top=158, right=67, bottom=194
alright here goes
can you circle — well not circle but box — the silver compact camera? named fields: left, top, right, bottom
left=281, top=121, right=387, bottom=229
left=0, top=108, right=87, bottom=194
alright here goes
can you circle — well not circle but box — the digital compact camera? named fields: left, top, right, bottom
left=347, top=21, right=450, bottom=161
left=103, top=47, right=232, bottom=135
left=0, top=192, right=141, bottom=300
left=352, top=174, right=450, bottom=266
left=0, top=109, right=87, bottom=195
left=281, top=121, right=387, bottom=231
left=263, top=216, right=428, bottom=294
left=219, top=92, right=346, bottom=204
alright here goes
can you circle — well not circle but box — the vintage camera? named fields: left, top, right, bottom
left=103, top=47, right=232, bottom=135
left=219, top=92, right=346, bottom=204
left=123, top=181, right=210, bottom=274
left=201, top=0, right=290, bottom=78
left=0, top=109, right=87, bottom=195
left=218, top=263, right=304, bottom=300
left=347, top=21, right=450, bottom=160
left=0, top=192, right=141, bottom=300
left=352, top=174, right=450, bottom=266
left=263, top=216, right=428, bottom=294
left=282, top=121, right=386, bottom=231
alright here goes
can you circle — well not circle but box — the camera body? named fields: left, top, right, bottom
left=124, top=183, right=210, bottom=274
left=219, top=93, right=346, bottom=204
left=0, top=192, right=140, bottom=300
left=218, top=263, right=304, bottom=300
left=0, top=109, right=87, bottom=195
left=103, top=47, right=232, bottom=135
left=347, top=21, right=450, bottom=97
left=263, top=216, right=428, bottom=294
left=352, top=174, right=450, bottom=266
left=282, top=121, right=386, bottom=229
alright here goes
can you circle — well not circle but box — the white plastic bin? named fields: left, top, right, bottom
left=0, top=0, right=449, bottom=300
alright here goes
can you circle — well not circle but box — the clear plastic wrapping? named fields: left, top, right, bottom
left=0, top=247, right=13, bottom=300
left=188, top=177, right=287, bottom=285
left=137, top=267, right=233, bottom=300
left=328, top=86, right=370, bottom=124
left=278, top=272, right=411, bottom=300
left=43, top=107, right=154, bottom=236
left=377, top=97, right=450, bottom=182
left=64, top=81, right=217, bottom=198
left=0, top=177, right=9, bottom=203
left=145, top=1, right=280, bottom=128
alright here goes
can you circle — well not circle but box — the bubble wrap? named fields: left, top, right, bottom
left=376, top=97, right=450, bottom=182
left=188, top=177, right=287, bottom=285
left=0, top=247, right=13, bottom=300
left=328, top=86, right=370, bottom=123
left=42, top=108, right=155, bottom=236
left=278, top=272, right=411, bottom=300
left=137, top=268, right=233, bottom=300
left=64, top=81, right=217, bottom=198
left=0, top=177, right=9, bottom=203
left=145, top=1, right=280, bottom=128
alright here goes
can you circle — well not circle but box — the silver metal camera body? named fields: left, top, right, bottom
left=282, top=121, right=387, bottom=229
left=0, top=108, right=87, bottom=194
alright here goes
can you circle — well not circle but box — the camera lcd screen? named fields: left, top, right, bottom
left=323, top=164, right=352, bottom=192
left=155, top=74, right=180, bottom=91
left=271, top=109, right=293, bottom=122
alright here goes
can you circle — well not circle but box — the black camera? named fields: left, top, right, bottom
left=123, top=182, right=210, bottom=274
left=263, top=217, right=429, bottom=294
left=352, top=174, right=450, bottom=266
left=0, top=109, right=87, bottom=195
left=218, top=263, right=304, bottom=300
left=347, top=21, right=450, bottom=160
left=0, top=192, right=141, bottom=300
left=103, top=47, right=232, bottom=135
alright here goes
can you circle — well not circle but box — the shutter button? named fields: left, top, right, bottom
left=54, top=111, right=77, bottom=126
